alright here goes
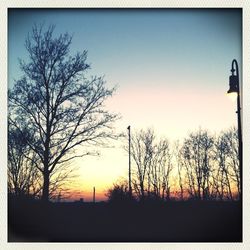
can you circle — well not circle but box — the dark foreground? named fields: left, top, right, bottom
left=8, top=198, right=242, bottom=242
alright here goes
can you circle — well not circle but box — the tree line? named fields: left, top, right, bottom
left=106, top=127, right=240, bottom=202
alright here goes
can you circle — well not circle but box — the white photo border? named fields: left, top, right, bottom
left=1, top=0, right=249, bottom=249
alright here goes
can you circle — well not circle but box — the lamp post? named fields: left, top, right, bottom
left=227, top=59, right=242, bottom=199
left=127, top=125, right=132, bottom=198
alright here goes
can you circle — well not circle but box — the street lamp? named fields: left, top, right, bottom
left=227, top=59, right=242, bottom=199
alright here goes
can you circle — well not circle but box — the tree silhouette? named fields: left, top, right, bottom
left=8, top=123, right=42, bottom=198
left=212, top=128, right=240, bottom=200
left=175, top=127, right=240, bottom=200
left=105, top=180, right=133, bottom=203
left=225, top=128, right=240, bottom=197
left=126, top=128, right=173, bottom=201
left=130, top=129, right=154, bottom=200
left=179, top=129, right=214, bottom=200
left=174, top=141, right=184, bottom=200
left=214, top=131, right=232, bottom=199
left=9, top=24, right=118, bottom=202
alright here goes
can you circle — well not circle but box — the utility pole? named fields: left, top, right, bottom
left=127, top=126, right=132, bottom=198
left=93, top=186, right=95, bottom=203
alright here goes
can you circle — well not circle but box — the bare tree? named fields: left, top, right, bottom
left=9, top=24, right=118, bottom=202
left=174, top=127, right=240, bottom=201
left=213, top=132, right=233, bottom=200
left=150, top=139, right=173, bottom=200
left=8, top=124, right=42, bottom=197
left=127, top=128, right=173, bottom=201
left=180, top=129, right=214, bottom=200
left=212, top=127, right=239, bottom=200
left=8, top=113, right=79, bottom=201
left=225, top=127, right=240, bottom=198
left=174, top=141, right=184, bottom=200
left=129, top=129, right=154, bottom=200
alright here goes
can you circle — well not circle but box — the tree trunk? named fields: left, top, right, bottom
left=42, top=170, right=50, bottom=202
left=140, top=183, right=144, bottom=201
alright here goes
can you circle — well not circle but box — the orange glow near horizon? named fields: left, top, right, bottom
left=67, top=189, right=107, bottom=202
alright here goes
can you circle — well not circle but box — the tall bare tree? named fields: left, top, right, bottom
left=127, top=128, right=173, bottom=201
left=180, top=129, right=214, bottom=200
left=225, top=127, right=240, bottom=198
left=150, top=139, right=173, bottom=200
left=212, top=127, right=240, bottom=200
left=213, top=132, right=232, bottom=199
left=174, top=141, right=184, bottom=200
left=9, top=25, right=118, bottom=202
left=129, top=129, right=154, bottom=200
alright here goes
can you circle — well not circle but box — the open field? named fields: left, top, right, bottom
left=8, top=198, right=242, bottom=242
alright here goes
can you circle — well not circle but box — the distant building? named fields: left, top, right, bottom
left=74, top=197, right=84, bottom=203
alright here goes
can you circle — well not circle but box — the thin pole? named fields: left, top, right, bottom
left=93, top=186, right=95, bottom=203
left=127, top=126, right=132, bottom=198
left=233, top=59, right=242, bottom=200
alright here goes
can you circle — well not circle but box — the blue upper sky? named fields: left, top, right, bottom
left=8, top=9, right=241, bottom=90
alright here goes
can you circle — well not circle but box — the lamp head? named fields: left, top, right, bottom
left=227, top=74, right=238, bottom=94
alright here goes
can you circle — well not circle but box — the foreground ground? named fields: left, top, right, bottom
left=8, top=198, right=242, bottom=242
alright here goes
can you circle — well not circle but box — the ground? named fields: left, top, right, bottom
left=8, top=198, right=242, bottom=242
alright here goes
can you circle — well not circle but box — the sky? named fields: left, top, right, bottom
left=8, top=8, right=242, bottom=201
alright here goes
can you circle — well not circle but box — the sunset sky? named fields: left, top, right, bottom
left=8, top=9, right=242, bottom=201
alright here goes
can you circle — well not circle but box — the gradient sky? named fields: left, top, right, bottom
left=8, top=9, right=242, bottom=201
